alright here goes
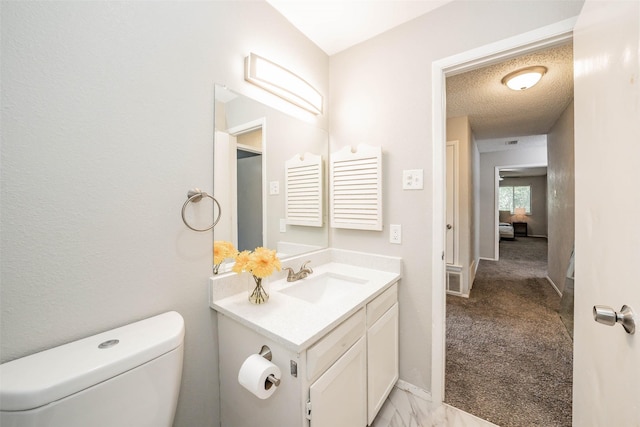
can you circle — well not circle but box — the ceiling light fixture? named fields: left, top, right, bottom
left=245, top=53, right=323, bottom=115
left=501, top=66, right=547, bottom=91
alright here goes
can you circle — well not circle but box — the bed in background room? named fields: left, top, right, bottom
left=499, top=210, right=515, bottom=240
left=499, top=222, right=515, bottom=240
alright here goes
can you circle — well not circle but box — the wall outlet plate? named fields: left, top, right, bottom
left=390, top=224, right=402, bottom=244
left=269, top=181, right=280, bottom=195
left=402, top=169, right=424, bottom=190
left=280, top=218, right=287, bottom=232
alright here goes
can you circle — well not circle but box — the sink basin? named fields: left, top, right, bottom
left=278, top=272, right=368, bottom=304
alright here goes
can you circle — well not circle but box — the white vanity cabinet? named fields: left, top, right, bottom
left=306, top=284, right=398, bottom=427
left=212, top=256, right=400, bottom=427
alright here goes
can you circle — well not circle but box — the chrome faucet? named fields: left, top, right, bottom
left=283, top=261, right=313, bottom=282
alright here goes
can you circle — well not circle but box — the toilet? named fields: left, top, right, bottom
left=0, top=311, right=185, bottom=427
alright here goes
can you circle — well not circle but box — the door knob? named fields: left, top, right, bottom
left=446, top=224, right=452, bottom=230
left=593, top=305, right=635, bottom=334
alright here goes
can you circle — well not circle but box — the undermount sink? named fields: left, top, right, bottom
left=278, top=272, right=368, bottom=304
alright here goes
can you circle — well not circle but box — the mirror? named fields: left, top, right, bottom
left=214, top=84, right=329, bottom=265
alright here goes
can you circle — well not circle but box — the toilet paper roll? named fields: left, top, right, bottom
left=238, top=354, right=282, bottom=399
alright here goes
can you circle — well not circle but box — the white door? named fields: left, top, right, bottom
left=309, top=337, right=367, bottom=427
left=573, top=1, right=640, bottom=425
left=445, top=141, right=457, bottom=265
left=367, top=303, right=399, bottom=424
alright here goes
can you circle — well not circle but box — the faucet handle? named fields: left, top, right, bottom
left=301, top=260, right=312, bottom=272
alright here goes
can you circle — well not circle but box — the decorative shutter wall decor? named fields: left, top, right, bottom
left=330, top=144, right=382, bottom=231
left=285, top=152, right=323, bottom=227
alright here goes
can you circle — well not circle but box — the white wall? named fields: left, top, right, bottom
left=0, top=3, right=328, bottom=426
left=547, top=101, right=575, bottom=293
left=471, top=135, right=481, bottom=284
left=329, top=0, right=583, bottom=392
left=479, top=147, right=548, bottom=259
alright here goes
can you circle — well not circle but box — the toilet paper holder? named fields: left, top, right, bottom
left=259, top=345, right=281, bottom=387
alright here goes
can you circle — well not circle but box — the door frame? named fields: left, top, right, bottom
left=493, top=162, right=547, bottom=260
left=445, top=140, right=459, bottom=266
left=430, top=17, right=577, bottom=405
left=227, top=118, right=268, bottom=250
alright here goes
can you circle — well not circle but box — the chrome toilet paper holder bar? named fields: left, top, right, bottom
left=259, top=345, right=281, bottom=387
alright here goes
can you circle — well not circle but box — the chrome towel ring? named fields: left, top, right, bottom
left=181, top=188, right=221, bottom=232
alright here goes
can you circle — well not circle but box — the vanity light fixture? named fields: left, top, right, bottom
left=501, top=66, right=547, bottom=91
left=245, top=53, right=323, bottom=115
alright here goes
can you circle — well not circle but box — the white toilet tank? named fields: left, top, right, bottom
left=0, top=311, right=185, bottom=427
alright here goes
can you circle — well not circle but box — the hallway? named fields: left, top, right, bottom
left=445, top=237, right=573, bottom=426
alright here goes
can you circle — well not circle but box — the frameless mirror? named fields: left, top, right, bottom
left=214, top=84, right=328, bottom=266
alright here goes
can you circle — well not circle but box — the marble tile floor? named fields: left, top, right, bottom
left=372, top=384, right=499, bottom=427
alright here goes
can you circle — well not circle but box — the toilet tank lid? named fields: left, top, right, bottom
left=0, top=311, right=185, bottom=411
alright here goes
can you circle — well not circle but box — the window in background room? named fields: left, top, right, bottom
left=499, top=185, right=531, bottom=214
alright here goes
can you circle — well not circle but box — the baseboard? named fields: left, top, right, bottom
left=447, top=290, right=470, bottom=298
left=469, top=259, right=477, bottom=290
left=479, top=256, right=497, bottom=262
left=545, top=275, right=562, bottom=296
left=528, top=234, right=548, bottom=239
left=395, top=379, right=432, bottom=402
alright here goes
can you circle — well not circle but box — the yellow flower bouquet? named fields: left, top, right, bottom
left=233, top=247, right=281, bottom=304
left=213, top=241, right=238, bottom=275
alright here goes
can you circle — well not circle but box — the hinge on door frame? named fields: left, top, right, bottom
left=305, top=399, right=312, bottom=420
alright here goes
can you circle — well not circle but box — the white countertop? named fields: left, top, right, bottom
left=210, top=261, right=400, bottom=352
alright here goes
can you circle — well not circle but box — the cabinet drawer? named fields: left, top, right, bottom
left=367, top=283, right=398, bottom=325
left=307, top=309, right=365, bottom=381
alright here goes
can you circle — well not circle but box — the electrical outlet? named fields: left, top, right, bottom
left=390, top=224, right=402, bottom=244
left=269, top=181, right=280, bottom=195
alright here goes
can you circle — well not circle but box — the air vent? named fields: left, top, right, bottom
left=505, top=140, right=518, bottom=145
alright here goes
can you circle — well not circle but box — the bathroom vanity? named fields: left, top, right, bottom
left=210, top=249, right=401, bottom=427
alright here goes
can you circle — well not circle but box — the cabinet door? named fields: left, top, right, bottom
left=367, top=303, right=399, bottom=424
left=308, top=337, right=366, bottom=427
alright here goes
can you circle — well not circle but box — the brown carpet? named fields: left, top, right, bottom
left=445, top=237, right=573, bottom=427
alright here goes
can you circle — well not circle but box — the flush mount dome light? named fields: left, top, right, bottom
left=501, top=66, right=547, bottom=91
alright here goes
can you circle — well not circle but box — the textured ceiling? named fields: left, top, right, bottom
left=446, top=42, right=574, bottom=142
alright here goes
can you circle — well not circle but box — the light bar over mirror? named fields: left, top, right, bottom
left=245, top=53, right=323, bottom=115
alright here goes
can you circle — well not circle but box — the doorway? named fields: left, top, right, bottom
left=214, top=119, right=267, bottom=251
left=431, top=16, right=577, bottom=414
left=236, top=148, right=263, bottom=251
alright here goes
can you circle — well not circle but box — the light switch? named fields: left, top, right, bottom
left=269, top=181, right=280, bottom=195
left=402, top=169, right=424, bottom=190
left=279, top=219, right=287, bottom=233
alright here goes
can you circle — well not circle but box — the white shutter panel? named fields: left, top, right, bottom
left=330, top=144, right=382, bottom=230
left=285, top=152, right=323, bottom=227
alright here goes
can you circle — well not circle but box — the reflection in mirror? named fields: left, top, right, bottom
left=214, top=85, right=328, bottom=268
